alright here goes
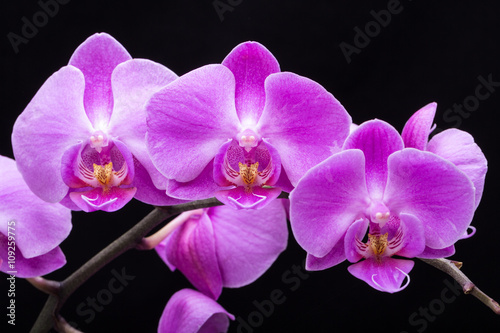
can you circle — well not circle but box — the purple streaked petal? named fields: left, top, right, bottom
left=306, top=234, right=347, bottom=271
left=391, top=213, right=425, bottom=258
left=257, top=72, right=351, bottom=186
left=344, top=218, right=369, bottom=263
left=108, top=58, right=178, bottom=189
left=213, top=140, right=238, bottom=187
left=166, top=160, right=221, bottom=201
left=385, top=149, right=475, bottom=249
left=209, top=200, right=287, bottom=287
left=418, top=245, right=455, bottom=259
left=146, top=64, right=239, bottom=182
left=0, top=155, right=72, bottom=258
left=215, top=186, right=282, bottom=210
left=401, top=102, right=437, bottom=150
left=0, top=237, right=65, bottom=278
left=111, top=139, right=135, bottom=185
left=155, top=233, right=176, bottom=272
left=222, top=41, right=280, bottom=124
left=290, top=149, right=370, bottom=257
left=343, top=120, right=404, bottom=199
left=61, top=142, right=88, bottom=188
left=347, top=257, right=414, bottom=293
left=165, top=213, right=222, bottom=299
left=132, top=157, right=188, bottom=206
left=68, top=33, right=131, bottom=127
left=158, top=289, right=234, bottom=333
left=12, top=66, right=93, bottom=203
left=427, top=129, right=487, bottom=208
left=69, top=186, right=137, bottom=213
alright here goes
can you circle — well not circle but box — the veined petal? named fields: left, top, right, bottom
left=344, top=218, right=369, bottom=263
left=290, top=149, right=370, bottom=258
left=132, top=157, right=188, bottom=206
left=158, top=289, right=234, bottom=333
left=343, top=119, right=404, bottom=199
left=347, top=257, right=414, bottom=293
left=427, top=129, right=487, bottom=208
left=68, top=33, right=131, bottom=127
left=222, top=41, right=280, bottom=124
left=209, top=201, right=287, bottom=287
left=109, top=58, right=178, bottom=190
left=306, top=234, right=347, bottom=271
left=0, top=155, right=72, bottom=258
left=146, top=64, right=239, bottom=182
left=257, top=72, right=351, bottom=186
left=418, top=245, right=455, bottom=259
left=0, top=237, right=65, bottom=278
left=12, top=66, right=93, bottom=203
left=385, top=149, right=475, bottom=249
left=215, top=186, right=282, bottom=210
left=69, top=186, right=137, bottom=213
left=166, top=160, right=221, bottom=201
left=401, top=102, right=437, bottom=150
left=390, top=213, right=425, bottom=258
left=165, top=213, right=222, bottom=299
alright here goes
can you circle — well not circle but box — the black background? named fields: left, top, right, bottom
left=1, top=0, right=500, bottom=332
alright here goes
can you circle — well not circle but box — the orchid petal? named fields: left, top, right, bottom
left=165, top=213, right=222, bottom=299
left=401, top=102, right=437, bottom=150
left=166, top=160, right=221, bottom=201
left=344, top=218, right=369, bottom=263
left=132, top=157, right=188, bottom=206
left=109, top=58, right=178, bottom=189
left=385, top=149, right=475, bottom=249
left=343, top=119, right=404, bottom=199
left=257, top=72, right=351, bottom=186
left=0, top=237, right=65, bottom=278
left=427, top=129, right=487, bottom=208
left=215, top=186, right=282, bottom=210
left=158, top=289, right=234, bottom=333
left=208, top=201, right=287, bottom=287
left=12, top=66, right=93, bottom=203
left=0, top=155, right=72, bottom=258
left=290, top=149, right=370, bottom=257
left=306, top=234, right=347, bottom=271
left=68, top=33, right=131, bottom=127
left=69, top=187, right=137, bottom=213
left=222, top=41, right=280, bottom=124
left=392, top=213, right=425, bottom=258
left=418, top=245, right=455, bottom=259
left=146, top=64, right=239, bottom=182
left=348, top=257, right=414, bottom=293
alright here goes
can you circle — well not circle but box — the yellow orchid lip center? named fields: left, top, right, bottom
left=368, top=232, right=389, bottom=258
left=239, top=162, right=259, bottom=185
left=93, top=162, right=113, bottom=187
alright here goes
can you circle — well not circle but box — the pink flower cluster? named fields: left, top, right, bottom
left=3, top=33, right=486, bottom=332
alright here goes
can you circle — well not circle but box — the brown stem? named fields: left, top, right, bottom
left=420, top=258, right=500, bottom=315
left=30, top=197, right=224, bottom=333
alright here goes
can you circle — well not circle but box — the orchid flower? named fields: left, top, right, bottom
left=401, top=102, right=487, bottom=258
left=0, top=155, right=71, bottom=277
left=290, top=119, right=477, bottom=292
left=155, top=200, right=288, bottom=299
left=158, top=289, right=234, bottom=333
left=146, top=41, right=351, bottom=209
left=12, top=33, right=183, bottom=212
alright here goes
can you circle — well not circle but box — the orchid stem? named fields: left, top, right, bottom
left=420, top=258, right=500, bottom=315
left=136, top=208, right=205, bottom=250
left=30, top=197, right=224, bottom=333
